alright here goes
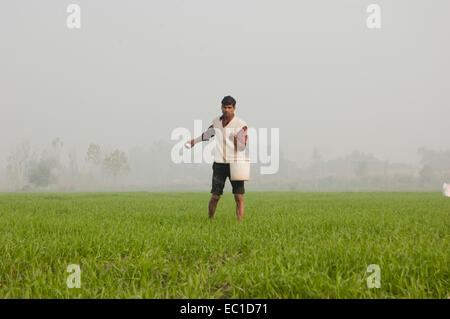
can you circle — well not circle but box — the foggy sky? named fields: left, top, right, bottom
left=1, top=0, right=449, bottom=169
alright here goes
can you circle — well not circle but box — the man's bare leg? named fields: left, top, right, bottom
left=209, top=194, right=221, bottom=219
left=234, top=194, right=244, bottom=222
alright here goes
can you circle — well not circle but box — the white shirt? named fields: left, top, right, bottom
left=198, top=115, right=248, bottom=163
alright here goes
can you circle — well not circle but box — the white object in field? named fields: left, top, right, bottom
left=230, top=156, right=251, bottom=181
left=443, top=183, right=450, bottom=197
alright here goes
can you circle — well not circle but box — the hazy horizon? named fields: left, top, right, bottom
left=1, top=0, right=449, bottom=172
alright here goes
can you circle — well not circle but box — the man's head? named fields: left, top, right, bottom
left=221, top=95, right=236, bottom=118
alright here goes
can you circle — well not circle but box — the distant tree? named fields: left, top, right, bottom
left=346, top=150, right=378, bottom=177
left=47, top=138, right=64, bottom=181
left=19, top=138, right=66, bottom=188
left=418, top=147, right=450, bottom=171
left=354, top=160, right=368, bottom=177
left=310, top=147, right=324, bottom=190
left=50, top=138, right=64, bottom=163
left=86, top=144, right=103, bottom=166
left=85, top=143, right=105, bottom=184
left=102, top=149, right=130, bottom=183
left=68, top=149, right=78, bottom=177
left=419, top=164, right=437, bottom=185
left=5, top=141, right=32, bottom=189
left=27, top=158, right=57, bottom=187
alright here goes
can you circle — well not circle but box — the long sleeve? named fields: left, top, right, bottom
left=235, top=126, right=248, bottom=152
left=194, top=124, right=215, bottom=143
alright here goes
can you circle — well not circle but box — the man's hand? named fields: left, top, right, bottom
left=184, top=140, right=195, bottom=149
left=185, top=139, right=195, bottom=149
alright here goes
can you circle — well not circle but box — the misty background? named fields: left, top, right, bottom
left=1, top=0, right=449, bottom=192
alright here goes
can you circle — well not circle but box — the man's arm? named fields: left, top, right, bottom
left=234, top=126, right=248, bottom=152
left=189, top=124, right=215, bottom=148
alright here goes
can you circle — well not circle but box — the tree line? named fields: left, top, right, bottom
left=1, top=138, right=449, bottom=191
left=2, top=138, right=130, bottom=191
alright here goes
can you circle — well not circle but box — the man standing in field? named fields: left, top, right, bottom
left=188, top=96, right=248, bottom=222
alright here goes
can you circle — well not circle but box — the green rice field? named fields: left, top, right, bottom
left=0, top=192, right=448, bottom=298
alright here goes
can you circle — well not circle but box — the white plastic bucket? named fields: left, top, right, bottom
left=230, top=157, right=250, bottom=181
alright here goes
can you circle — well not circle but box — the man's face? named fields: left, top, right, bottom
left=221, top=104, right=235, bottom=118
